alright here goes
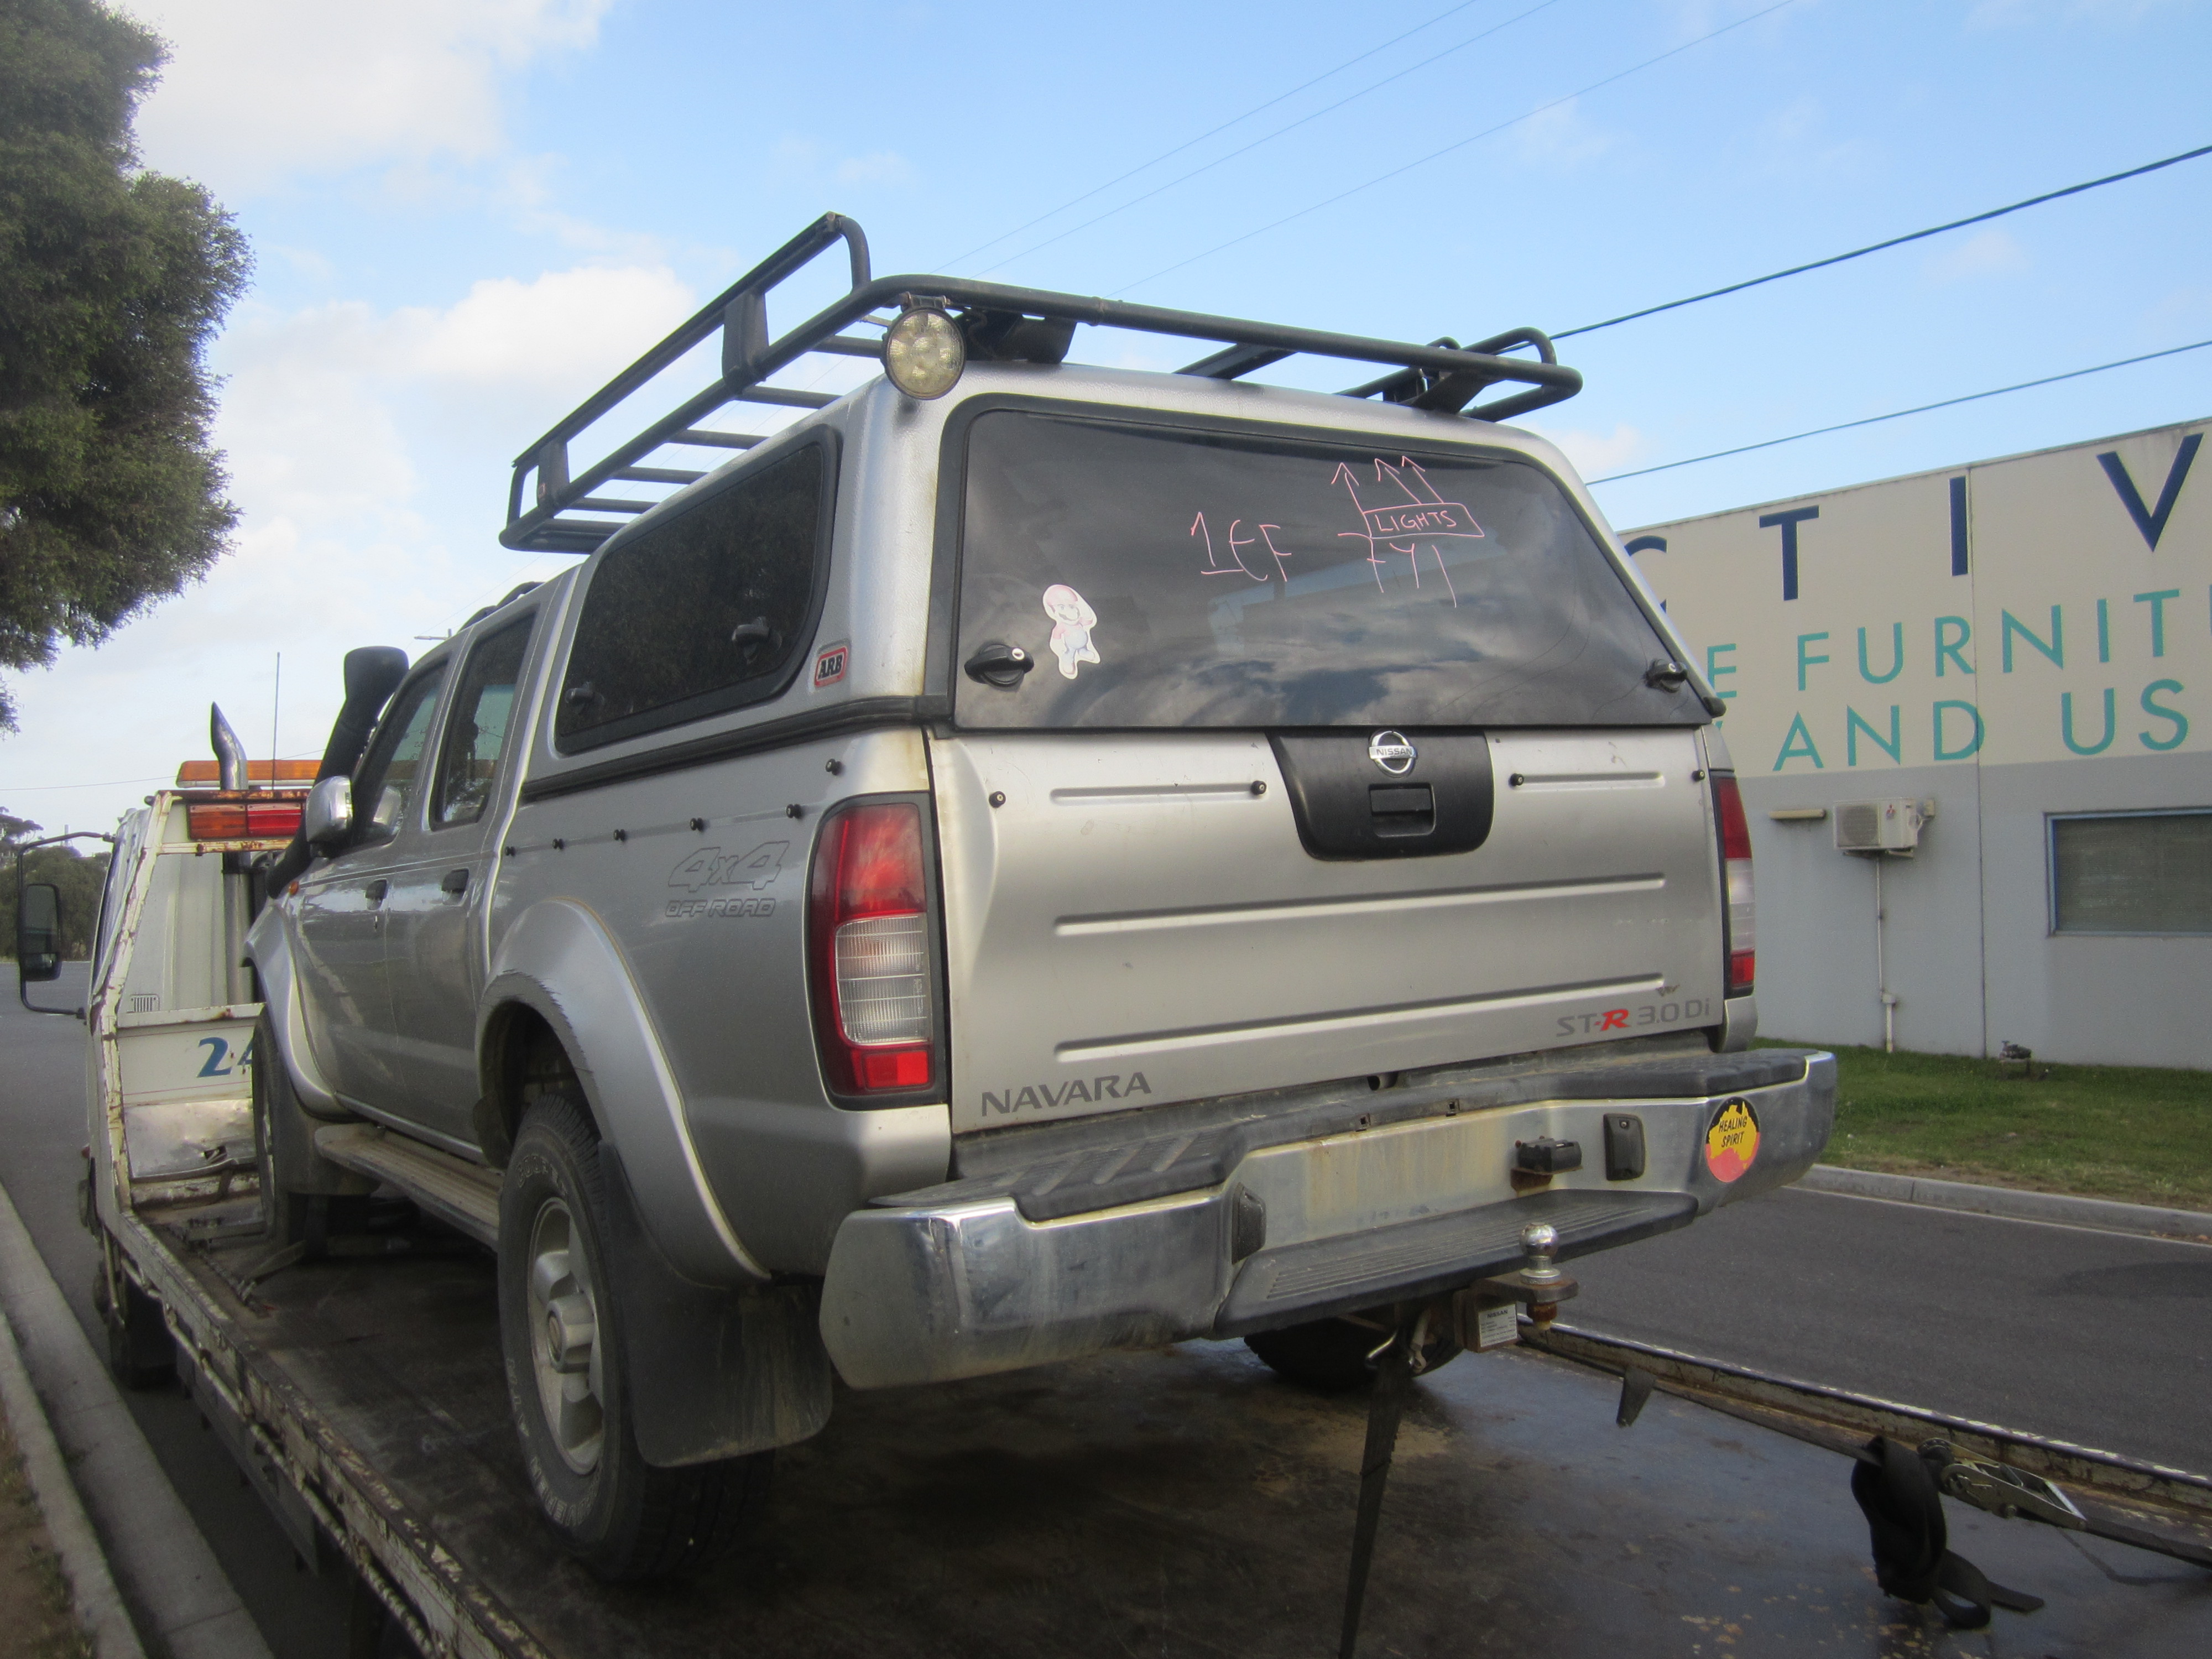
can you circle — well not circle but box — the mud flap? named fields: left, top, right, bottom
left=597, top=1144, right=833, bottom=1468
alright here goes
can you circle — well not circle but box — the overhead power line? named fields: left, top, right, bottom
left=1558, top=141, right=2212, bottom=340
left=3, top=774, right=172, bottom=792
left=1114, top=0, right=1802, bottom=296
left=942, top=0, right=1495, bottom=270
left=1585, top=338, right=2212, bottom=486
left=971, top=0, right=1568, bottom=277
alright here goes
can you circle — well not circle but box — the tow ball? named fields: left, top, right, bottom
left=1472, top=1220, right=1580, bottom=1331
left=1338, top=1223, right=1574, bottom=1658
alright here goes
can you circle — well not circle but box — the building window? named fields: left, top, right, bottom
left=2049, top=810, right=2212, bottom=935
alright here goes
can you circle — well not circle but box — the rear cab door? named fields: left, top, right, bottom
left=930, top=400, right=1721, bottom=1134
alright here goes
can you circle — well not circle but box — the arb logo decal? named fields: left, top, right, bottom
left=812, top=640, right=849, bottom=690
left=1704, top=1097, right=1760, bottom=1182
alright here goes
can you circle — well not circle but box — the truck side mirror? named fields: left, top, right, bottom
left=16, top=882, right=62, bottom=984
left=302, top=776, right=354, bottom=852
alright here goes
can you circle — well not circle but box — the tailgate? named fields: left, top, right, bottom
left=931, top=727, right=1723, bottom=1132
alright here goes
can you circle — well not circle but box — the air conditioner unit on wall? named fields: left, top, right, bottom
left=1835, top=797, right=1924, bottom=854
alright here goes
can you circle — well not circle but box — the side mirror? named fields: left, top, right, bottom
left=17, top=882, right=62, bottom=984
left=303, top=776, right=354, bottom=852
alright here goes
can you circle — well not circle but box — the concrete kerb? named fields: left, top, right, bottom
left=1798, top=1164, right=2212, bottom=1241
left=0, top=1182, right=273, bottom=1659
left=0, top=1277, right=143, bottom=1659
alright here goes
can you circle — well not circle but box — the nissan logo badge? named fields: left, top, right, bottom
left=1368, top=730, right=1416, bottom=775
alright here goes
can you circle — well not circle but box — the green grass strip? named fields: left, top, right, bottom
left=1762, top=1040, right=2212, bottom=1213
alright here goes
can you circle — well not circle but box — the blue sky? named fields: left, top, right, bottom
left=5, top=0, right=2208, bottom=831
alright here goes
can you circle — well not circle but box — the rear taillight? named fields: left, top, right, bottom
left=808, top=801, right=938, bottom=1096
left=185, top=797, right=305, bottom=841
left=1713, top=772, right=1755, bottom=996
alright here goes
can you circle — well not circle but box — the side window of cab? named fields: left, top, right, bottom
left=348, top=666, right=448, bottom=846
left=432, top=617, right=534, bottom=828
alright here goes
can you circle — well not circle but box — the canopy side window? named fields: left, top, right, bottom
left=555, top=437, right=833, bottom=753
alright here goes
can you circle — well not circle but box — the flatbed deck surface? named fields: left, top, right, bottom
left=174, top=1219, right=2210, bottom=1658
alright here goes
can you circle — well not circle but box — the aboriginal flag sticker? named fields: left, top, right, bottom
left=1704, top=1098, right=1760, bottom=1183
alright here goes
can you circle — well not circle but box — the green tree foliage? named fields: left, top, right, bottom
left=0, top=0, right=251, bottom=730
left=2, top=807, right=109, bottom=959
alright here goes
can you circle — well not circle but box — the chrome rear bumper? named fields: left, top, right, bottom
left=820, top=1050, right=1833, bottom=1388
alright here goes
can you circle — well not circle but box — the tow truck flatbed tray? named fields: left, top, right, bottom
left=158, top=1214, right=2209, bottom=1658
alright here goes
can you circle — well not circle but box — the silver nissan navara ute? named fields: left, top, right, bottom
left=246, top=215, right=1834, bottom=1578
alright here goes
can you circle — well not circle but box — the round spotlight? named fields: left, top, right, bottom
left=883, top=306, right=966, bottom=400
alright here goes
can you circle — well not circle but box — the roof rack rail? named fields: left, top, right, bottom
left=502, top=213, right=1582, bottom=555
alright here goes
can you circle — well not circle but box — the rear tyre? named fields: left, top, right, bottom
left=95, top=1261, right=175, bottom=1390
left=1245, top=1313, right=1464, bottom=1392
left=250, top=1010, right=371, bottom=1255
left=1245, top=1319, right=1383, bottom=1391
left=497, top=1089, right=765, bottom=1580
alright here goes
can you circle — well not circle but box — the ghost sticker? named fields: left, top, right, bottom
left=1041, top=584, right=1100, bottom=680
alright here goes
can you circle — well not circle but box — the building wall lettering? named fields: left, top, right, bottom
left=1627, top=421, right=2210, bottom=776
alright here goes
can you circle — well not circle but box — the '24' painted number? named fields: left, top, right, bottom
left=195, top=1034, right=255, bottom=1079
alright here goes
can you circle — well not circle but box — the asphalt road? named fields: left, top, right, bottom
left=4, top=971, right=2206, bottom=1655
left=1571, top=1180, right=2212, bottom=1472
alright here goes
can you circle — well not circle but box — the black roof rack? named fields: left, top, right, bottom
left=502, top=213, right=1582, bottom=555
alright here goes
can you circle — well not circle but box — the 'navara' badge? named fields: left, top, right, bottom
left=1368, top=730, right=1416, bottom=775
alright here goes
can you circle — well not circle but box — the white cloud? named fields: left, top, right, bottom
left=0, top=260, right=697, bottom=831
left=126, top=0, right=613, bottom=192
left=400, top=265, right=698, bottom=395
left=1512, top=100, right=1614, bottom=171
left=835, top=151, right=917, bottom=187
left=1924, top=227, right=2030, bottom=285
left=1527, top=422, right=1648, bottom=481
left=770, top=134, right=919, bottom=192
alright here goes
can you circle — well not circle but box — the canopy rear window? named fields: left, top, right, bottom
left=953, top=410, right=1700, bottom=729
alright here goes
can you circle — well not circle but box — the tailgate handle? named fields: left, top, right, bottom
left=440, top=868, right=470, bottom=896
left=964, top=642, right=1035, bottom=688
left=1368, top=782, right=1434, bottom=839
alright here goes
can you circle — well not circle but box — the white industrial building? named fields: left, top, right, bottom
left=1627, top=416, right=2209, bottom=1068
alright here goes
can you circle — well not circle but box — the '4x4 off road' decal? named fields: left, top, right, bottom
left=664, top=841, right=787, bottom=918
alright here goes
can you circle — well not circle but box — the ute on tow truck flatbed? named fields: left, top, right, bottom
left=227, top=214, right=1830, bottom=1574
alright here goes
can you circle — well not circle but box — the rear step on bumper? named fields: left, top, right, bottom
left=820, top=1052, right=1833, bottom=1389
left=1224, top=1188, right=1694, bottom=1329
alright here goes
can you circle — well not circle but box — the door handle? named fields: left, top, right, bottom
left=440, top=868, right=470, bottom=896
left=364, top=880, right=388, bottom=905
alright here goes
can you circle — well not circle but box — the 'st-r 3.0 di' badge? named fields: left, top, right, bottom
left=1703, top=1097, right=1760, bottom=1182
